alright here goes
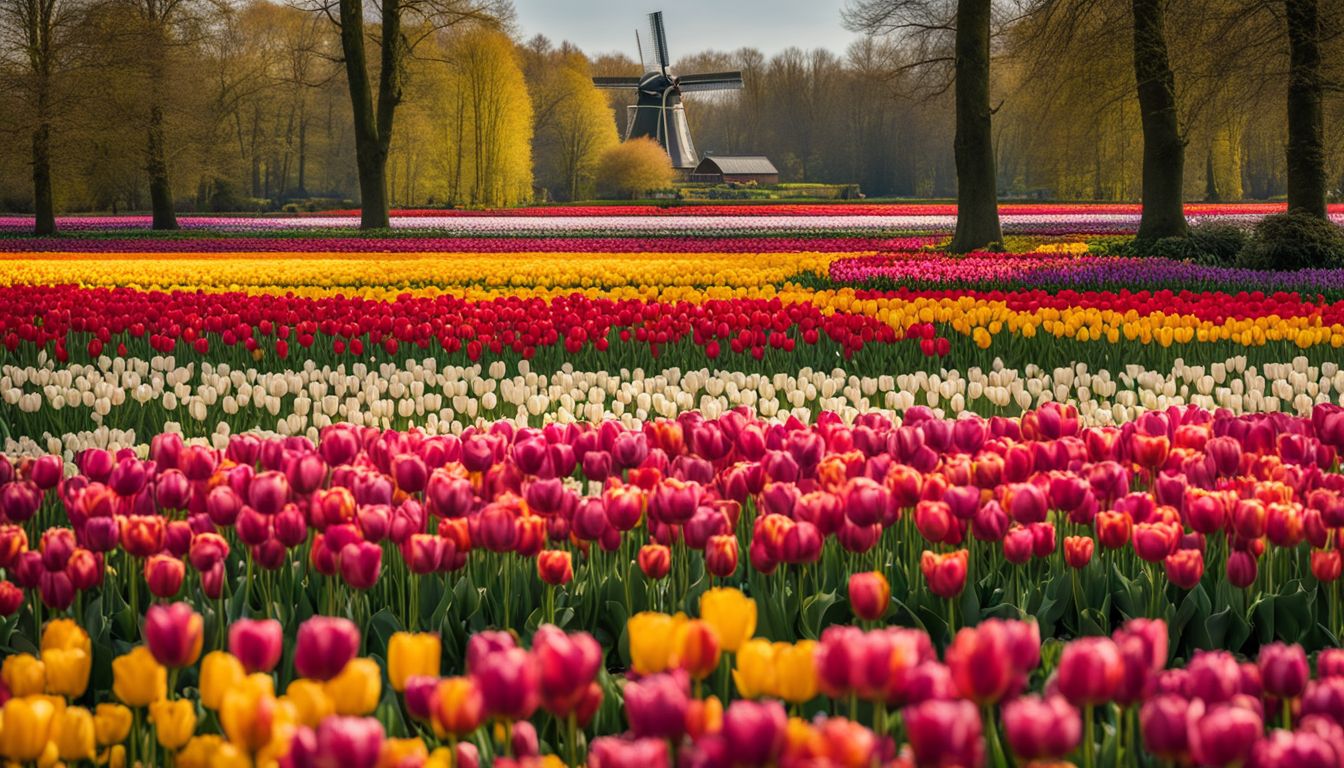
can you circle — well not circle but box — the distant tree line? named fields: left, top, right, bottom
left=0, top=0, right=1340, bottom=240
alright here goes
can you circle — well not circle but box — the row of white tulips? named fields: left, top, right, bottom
left=4, top=355, right=1342, bottom=460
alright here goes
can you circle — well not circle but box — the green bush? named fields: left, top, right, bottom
left=1235, top=210, right=1344, bottom=271
left=1100, top=221, right=1248, bottom=265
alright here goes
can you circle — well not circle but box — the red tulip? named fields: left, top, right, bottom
left=1165, top=548, right=1204, bottom=590
left=229, top=618, right=284, bottom=674
left=288, top=716, right=384, bottom=768
left=339, top=540, right=382, bottom=590
left=638, top=544, right=671, bottom=580
left=921, top=549, right=968, bottom=599
left=722, top=700, right=787, bottom=767
left=902, top=699, right=985, bottom=768
left=946, top=621, right=1015, bottom=704
left=533, top=625, right=601, bottom=716
left=145, top=602, right=204, bottom=668
left=1056, top=636, right=1123, bottom=706
left=848, top=571, right=890, bottom=621
left=625, top=672, right=690, bottom=741
left=1259, top=642, right=1310, bottom=700
left=705, top=534, right=738, bottom=578
left=144, top=554, right=185, bottom=598
left=471, top=646, right=539, bottom=721
left=537, top=550, right=573, bottom=586
left=1002, top=694, right=1081, bottom=761
left=294, top=616, right=361, bottom=681
left=1312, top=549, right=1342, bottom=582
left=1064, top=536, right=1094, bottom=569
left=1189, top=702, right=1263, bottom=767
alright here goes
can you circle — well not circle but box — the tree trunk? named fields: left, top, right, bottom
left=339, top=0, right=390, bottom=228
left=32, top=121, right=55, bottom=236
left=1285, top=0, right=1326, bottom=218
left=146, top=101, right=178, bottom=230
left=1132, top=0, right=1185, bottom=240
left=949, top=0, right=1002, bottom=253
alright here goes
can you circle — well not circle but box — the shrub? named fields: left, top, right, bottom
left=1236, top=210, right=1344, bottom=271
left=595, top=138, right=675, bottom=200
left=1105, top=221, right=1249, bottom=265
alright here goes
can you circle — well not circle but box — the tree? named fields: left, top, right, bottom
left=528, top=53, right=618, bottom=201
left=844, top=0, right=1003, bottom=252
left=1285, top=0, right=1325, bottom=218
left=0, top=0, right=78, bottom=233
left=595, top=137, right=673, bottom=199
left=321, top=0, right=507, bottom=228
left=1131, top=0, right=1186, bottom=239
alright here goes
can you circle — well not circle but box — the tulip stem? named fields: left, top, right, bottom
left=946, top=597, right=956, bottom=640
left=566, top=712, right=580, bottom=768
left=1283, top=698, right=1292, bottom=730
left=1083, top=704, right=1095, bottom=768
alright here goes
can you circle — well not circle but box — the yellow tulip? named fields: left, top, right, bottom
left=53, top=705, right=96, bottom=761
left=387, top=632, right=441, bottom=692
left=325, top=657, right=381, bottom=715
left=774, top=641, right=819, bottom=704
left=699, top=587, right=757, bottom=652
left=43, top=646, right=90, bottom=698
left=733, top=638, right=778, bottom=699
left=220, top=673, right=279, bottom=752
left=626, top=611, right=683, bottom=675
left=426, top=747, right=454, bottom=768
left=2, top=653, right=46, bottom=697
left=94, top=703, right=133, bottom=746
left=199, top=651, right=246, bottom=710
left=177, top=735, right=225, bottom=768
left=150, top=698, right=198, bottom=750
left=112, top=647, right=167, bottom=707
left=41, top=619, right=91, bottom=656
left=208, top=741, right=254, bottom=768
left=0, top=696, right=57, bottom=762
left=284, top=678, right=335, bottom=728
left=378, top=738, right=429, bottom=768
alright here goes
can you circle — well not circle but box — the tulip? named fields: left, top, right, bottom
left=533, top=625, right=602, bottom=716
left=671, top=619, right=721, bottom=680
left=339, top=540, right=383, bottom=590
left=55, top=705, right=96, bottom=761
left=229, top=618, right=284, bottom=674
left=0, top=581, right=23, bottom=616
left=1165, top=548, right=1204, bottom=590
left=1056, top=636, right=1123, bottom=706
left=1319, top=649, right=1344, bottom=679
left=1, top=654, right=44, bottom=697
left=625, top=672, right=690, bottom=741
left=1189, top=702, right=1263, bottom=767
left=0, top=696, right=56, bottom=762
left=774, top=641, right=818, bottom=704
left=705, top=534, right=739, bottom=578
left=1064, top=535, right=1094, bottom=569
left=627, top=612, right=681, bottom=676
left=286, top=678, right=336, bottom=728
left=403, top=676, right=439, bottom=722
left=1227, top=550, right=1258, bottom=588
left=199, top=651, right=245, bottom=710
left=150, top=698, right=198, bottom=749
left=920, top=549, right=968, bottom=599
left=324, top=657, right=382, bottom=716
left=290, top=716, right=385, bottom=768
left=700, top=587, right=757, bottom=653
left=145, top=602, right=204, bottom=668
left=471, top=646, right=539, bottom=721
left=848, top=571, right=890, bottom=621
left=902, top=699, right=985, bottom=768
left=144, top=553, right=186, bottom=598
left=433, top=676, right=484, bottom=736
left=112, top=646, right=167, bottom=706
left=537, top=549, right=573, bottom=586
left=42, top=620, right=91, bottom=697
left=295, top=616, right=361, bottom=681
left=1002, top=526, right=1033, bottom=564
left=1312, top=549, right=1342, bottom=582
left=388, top=632, right=441, bottom=693
left=945, top=622, right=1015, bottom=704
left=734, top=639, right=778, bottom=699
left=639, top=544, right=671, bottom=580
left=1188, top=650, right=1243, bottom=705
left=722, top=700, right=787, bottom=767
left=1002, top=694, right=1081, bottom=761
left=1260, top=642, right=1309, bottom=701
left=94, top=702, right=132, bottom=746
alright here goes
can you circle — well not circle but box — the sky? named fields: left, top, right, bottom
left=511, top=0, right=860, bottom=61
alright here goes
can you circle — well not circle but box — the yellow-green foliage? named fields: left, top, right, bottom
left=595, top=137, right=675, bottom=199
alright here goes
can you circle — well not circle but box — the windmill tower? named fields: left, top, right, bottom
left=592, top=11, right=744, bottom=169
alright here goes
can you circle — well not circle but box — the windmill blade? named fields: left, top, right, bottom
left=592, top=76, right=643, bottom=89
left=676, top=71, right=745, bottom=92
left=648, top=11, right=670, bottom=71
left=635, top=29, right=648, bottom=72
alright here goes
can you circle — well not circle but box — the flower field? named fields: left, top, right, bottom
left=4, top=203, right=1344, bottom=767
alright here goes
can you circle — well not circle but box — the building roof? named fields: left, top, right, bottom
left=693, top=156, right=778, bottom=175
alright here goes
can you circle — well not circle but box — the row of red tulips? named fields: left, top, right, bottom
left=3, top=404, right=1344, bottom=657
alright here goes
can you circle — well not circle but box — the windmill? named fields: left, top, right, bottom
left=592, top=11, right=744, bottom=169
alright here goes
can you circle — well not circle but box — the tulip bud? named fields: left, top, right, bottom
left=229, top=618, right=283, bottom=674
left=705, top=534, right=739, bottom=578
left=433, top=676, right=483, bottom=736
left=144, top=554, right=185, bottom=599
left=1260, top=642, right=1310, bottom=701
left=921, top=549, right=968, bottom=599
left=847, top=571, right=890, bottom=621
left=638, top=544, right=671, bottom=580
left=145, top=602, right=204, bottom=668
left=1165, top=548, right=1204, bottom=590
left=294, top=616, right=361, bottom=681
left=537, top=550, right=573, bottom=586
left=388, top=632, right=441, bottom=693
left=1003, top=694, right=1081, bottom=761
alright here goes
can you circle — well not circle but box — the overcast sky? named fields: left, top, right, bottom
left=511, top=0, right=860, bottom=60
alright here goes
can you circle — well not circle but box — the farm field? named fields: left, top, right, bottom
left=4, top=202, right=1344, bottom=766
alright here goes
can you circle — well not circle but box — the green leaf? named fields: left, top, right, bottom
left=800, top=591, right=839, bottom=640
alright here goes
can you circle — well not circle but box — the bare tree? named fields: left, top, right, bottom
left=1132, top=0, right=1186, bottom=238
left=844, top=0, right=1005, bottom=252
left=1286, top=0, right=1326, bottom=217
